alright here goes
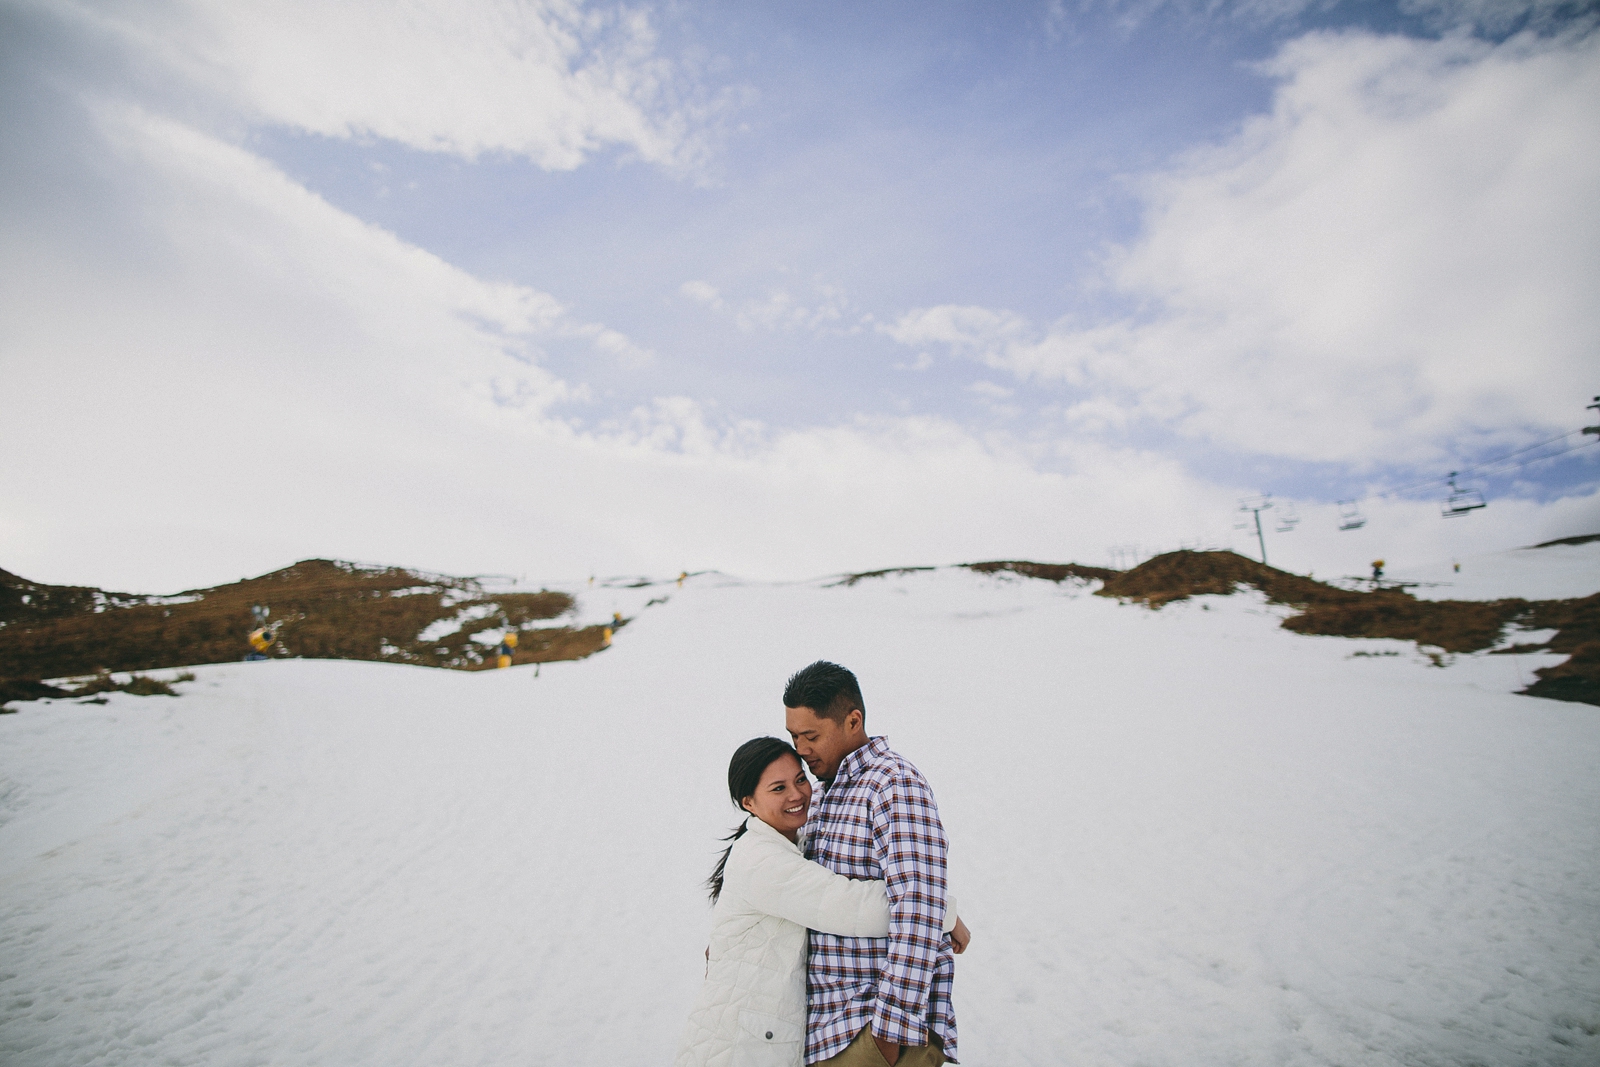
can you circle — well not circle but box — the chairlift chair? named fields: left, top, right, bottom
left=1441, top=472, right=1486, bottom=517
left=1337, top=500, right=1367, bottom=531
left=1275, top=502, right=1300, bottom=533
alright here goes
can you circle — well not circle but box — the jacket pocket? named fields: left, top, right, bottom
left=732, top=1008, right=803, bottom=1067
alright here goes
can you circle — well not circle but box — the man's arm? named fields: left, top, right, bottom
left=868, top=772, right=948, bottom=1054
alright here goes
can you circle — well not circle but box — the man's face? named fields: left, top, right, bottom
left=785, top=704, right=859, bottom=782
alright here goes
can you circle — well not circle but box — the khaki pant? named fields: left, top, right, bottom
left=814, top=1026, right=947, bottom=1067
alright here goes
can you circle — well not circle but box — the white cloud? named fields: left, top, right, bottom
left=892, top=351, right=936, bottom=372
left=679, top=279, right=723, bottom=309
left=683, top=277, right=865, bottom=335
left=4, top=18, right=1595, bottom=596
left=0, top=89, right=1185, bottom=588
left=889, top=30, right=1600, bottom=468
left=968, top=381, right=1016, bottom=401
left=49, top=0, right=711, bottom=171
left=0, top=85, right=1305, bottom=590
left=882, top=305, right=1033, bottom=354
left=968, top=380, right=1022, bottom=419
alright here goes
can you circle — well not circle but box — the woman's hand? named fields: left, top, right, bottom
left=950, top=916, right=971, bottom=954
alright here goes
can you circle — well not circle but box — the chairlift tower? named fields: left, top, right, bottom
left=1237, top=495, right=1273, bottom=566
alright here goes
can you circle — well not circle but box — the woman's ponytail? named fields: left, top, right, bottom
left=705, top=822, right=748, bottom=903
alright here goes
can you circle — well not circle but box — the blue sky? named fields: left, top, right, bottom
left=257, top=2, right=1294, bottom=426
left=2, top=0, right=1597, bottom=590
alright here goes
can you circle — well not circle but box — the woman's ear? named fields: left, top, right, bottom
left=739, top=798, right=754, bottom=815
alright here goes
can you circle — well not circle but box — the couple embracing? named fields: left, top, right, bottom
left=676, top=661, right=967, bottom=1067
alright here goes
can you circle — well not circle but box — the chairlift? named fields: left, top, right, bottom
left=1337, top=500, right=1367, bottom=531
left=1441, top=472, right=1486, bottom=517
left=1275, top=502, right=1300, bottom=533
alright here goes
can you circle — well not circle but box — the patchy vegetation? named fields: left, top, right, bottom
left=0, top=671, right=195, bottom=711
left=67, top=670, right=189, bottom=699
left=965, top=560, right=1120, bottom=583
left=0, top=560, right=609, bottom=683
left=1096, top=550, right=1523, bottom=651
left=832, top=566, right=937, bottom=587
left=839, top=560, right=1119, bottom=587
left=1535, top=533, right=1600, bottom=547
left=1520, top=595, right=1600, bottom=706
left=839, top=549, right=1597, bottom=706
left=1092, top=549, right=1599, bottom=706
left=0, top=678, right=69, bottom=712
left=4, top=549, right=1593, bottom=708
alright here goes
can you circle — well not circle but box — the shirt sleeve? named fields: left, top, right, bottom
left=738, top=836, right=894, bottom=937
left=868, top=772, right=949, bottom=1045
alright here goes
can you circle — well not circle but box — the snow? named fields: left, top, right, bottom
left=1397, top=539, right=1600, bottom=602
left=2, top=561, right=1598, bottom=1066
left=416, top=601, right=504, bottom=643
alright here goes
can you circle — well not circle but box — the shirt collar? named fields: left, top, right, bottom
left=830, top=735, right=889, bottom=787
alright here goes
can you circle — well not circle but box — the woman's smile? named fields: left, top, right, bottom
left=741, top=754, right=813, bottom=842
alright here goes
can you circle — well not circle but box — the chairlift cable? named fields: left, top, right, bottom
left=1372, top=428, right=1588, bottom=499
left=1451, top=435, right=1599, bottom=480
left=1206, top=416, right=1597, bottom=550
left=1354, top=432, right=1594, bottom=505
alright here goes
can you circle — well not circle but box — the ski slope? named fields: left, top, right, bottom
left=1399, top=537, right=1600, bottom=602
left=2, top=562, right=1598, bottom=1066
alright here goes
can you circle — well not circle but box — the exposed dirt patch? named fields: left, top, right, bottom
left=836, top=551, right=1597, bottom=705
left=1098, top=551, right=1327, bottom=608
left=1089, top=549, right=1598, bottom=706
left=1522, top=594, right=1600, bottom=705
left=965, top=560, right=1120, bottom=584
left=7, top=551, right=1594, bottom=708
left=1096, top=550, right=1524, bottom=652
left=837, top=560, right=1119, bottom=587
left=1534, top=532, right=1600, bottom=547
left=0, top=677, right=69, bottom=711
left=832, top=566, right=938, bottom=587
left=0, top=559, right=604, bottom=682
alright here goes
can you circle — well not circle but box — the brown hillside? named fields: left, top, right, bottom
left=966, top=560, right=1120, bottom=583
left=837, top=560, right=1119, bottom=587
left=1096, top=550, right=1524, bottom=653
left=1099, top=550, right=1331, bottom=607
left=1089, top=549, right=1596, bottom=706
left=1522, top=594, right=1600, bottom=706
left=0, top=560, right=609, bottom=680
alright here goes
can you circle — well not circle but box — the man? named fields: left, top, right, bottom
left=784, top=660, right=958, bottom=1067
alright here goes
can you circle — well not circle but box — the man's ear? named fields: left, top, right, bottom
left=848, top=708, right=864, bottom=734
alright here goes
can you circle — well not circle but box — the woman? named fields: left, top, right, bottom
left=675, top=737, right=968, bottom=1067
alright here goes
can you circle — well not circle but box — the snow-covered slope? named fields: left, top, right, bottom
left=2, top=566, right=1597, bottom=1066
left=1400, top=537, right=1600, bottom=601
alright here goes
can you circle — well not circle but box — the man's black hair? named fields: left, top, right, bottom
left=782, top=660, right=864, bottom=725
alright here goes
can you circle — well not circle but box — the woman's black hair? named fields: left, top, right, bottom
left=706, top=736, right=803, bottom=904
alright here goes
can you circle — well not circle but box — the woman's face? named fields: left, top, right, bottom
left=740, top=754, right=812, bottom=841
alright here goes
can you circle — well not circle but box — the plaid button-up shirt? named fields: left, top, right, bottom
left=803, top=735, right=957, bottom=1063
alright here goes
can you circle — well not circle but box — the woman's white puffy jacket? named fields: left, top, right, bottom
left=674, top=815, right=955, bottom=1067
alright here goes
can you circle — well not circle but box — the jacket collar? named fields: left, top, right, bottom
left=742, top=813, right=802, bottom=853
left=830, top=734, right=889, bottom=788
